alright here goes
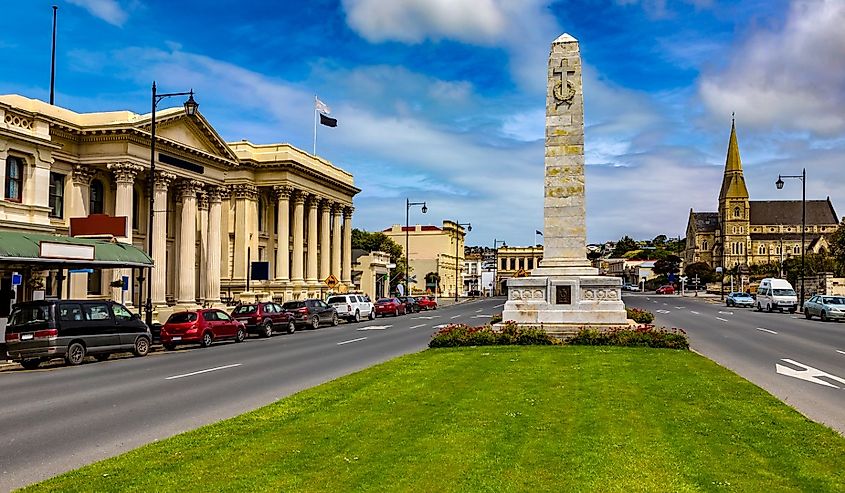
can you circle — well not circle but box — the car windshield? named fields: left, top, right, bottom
left=326, top=297, right=346, bottom=304
left=9, top=305, right=50, bottom=326
left=167, top=312, right=197, bottom=323
left=282, top=301, right=305, bottom=310
left=233, top=305, right=257, bottom=314
left=773, top=289, right=796, bottom=296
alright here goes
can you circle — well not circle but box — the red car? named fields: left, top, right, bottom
left=417, top=296, right=438, bottom=310
left=374, top=298, right=407, bottom=317
left=161, top=309, right=246, bottom=350
left=655, top=285, right=675, bottom=295
left=231, top=302, right=296, bottom=337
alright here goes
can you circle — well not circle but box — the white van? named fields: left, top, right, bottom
left=755, top=278, right=798, bottom=313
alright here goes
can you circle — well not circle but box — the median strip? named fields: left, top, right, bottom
left=337, top=337, right=367, bottom=346
left=165, top=364, right=242, bottom=380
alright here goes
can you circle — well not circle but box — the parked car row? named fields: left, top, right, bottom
left=374, top=296, right=438, bottom=317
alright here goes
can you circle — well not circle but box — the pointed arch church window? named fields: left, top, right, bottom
left=733, top=207, right=741, bottom=218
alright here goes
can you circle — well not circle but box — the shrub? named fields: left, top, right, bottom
left=626, top=307, right=655, bottom=324
left=429, top=322, right=557, bottom=348
left=566, top=325, right=688, bottom=350
left=490, top=313, right=503, bottom=325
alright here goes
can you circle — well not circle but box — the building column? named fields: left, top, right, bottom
left=273, top=186, right=291, bottom=282
left=205, top=186, right=223, bottom=305
left=342, top=206, right=354, bottom=286
left=291, top=191, right=305, bottom=283
left=197, top=190, right=209, bottom=305
left=68, top=165, right=97, bottom=299
left=107, top=162, right=143, bottom=304
left=306, top=194, right=319, bottom=284
left=331, top=203, right=342, bottom=280
left=177, top=180, right=202, bottom=305
left=229, top=184, right=258, bottom=286
left=319, top=199, right=331, bottom=281
left=151, top=172, right=176, bottom=306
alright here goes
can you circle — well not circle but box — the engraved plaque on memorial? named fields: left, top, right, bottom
left=555, top=285, right=572, bottom=305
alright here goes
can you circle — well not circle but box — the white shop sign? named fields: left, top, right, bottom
left=39, top=242, right=95, bottom=261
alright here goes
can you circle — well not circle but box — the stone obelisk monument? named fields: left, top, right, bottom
left=500, top=33, right=627, bottom=329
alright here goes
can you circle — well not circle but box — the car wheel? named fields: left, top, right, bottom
left=368, top=310, right=375, bottom=320
left=95, top=354, right=110, bottom=362
left=766, top=304, right=772, bottom=313
left=805, top=309, right=812, bottom=320
left=332, top=313, right=339, bottom=326
left=727, top=300, right=733, bottom=307
left=235, top=327, right=246, bottom=343
left=163, top=343, right=176, bottom=351
left=788, top=308, right=796, bottom=314
left=287, top=321, right=296, bottom=334
left=20, top=359, right=41, bottom=370
left=353, top=310, right=360, bottom=323
left=133, top=336, right=151, bottom=357
left=821, top=311, right=828, bottom=322
left=311, top=315, right=320, bottom=330
left=262, top=320, right=273, bottom=338
left=200, top=331, right=213, bottom=347
left=65, top=342, right=86, bottom=366
left=394, top=308, right=399, bottom=317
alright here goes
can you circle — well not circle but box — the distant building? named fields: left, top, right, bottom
left=495, top=246, right=543, bottom=295
left=684, top=119, right=840, bottom=270
left=382, top=221, right=467, bottom=297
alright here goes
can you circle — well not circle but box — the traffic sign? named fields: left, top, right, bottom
left=11, top=274, right=22, bottom=286
left=324, top=274, right=339, bottom=289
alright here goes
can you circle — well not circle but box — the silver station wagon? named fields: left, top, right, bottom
left=803, top=295, right=845, bottom=322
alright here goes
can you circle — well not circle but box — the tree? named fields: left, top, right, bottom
left=652, top=234, right=667, bottom=247
left=684, top=262, right=717, bottom=283
left=652, top=255, right=682, bottom=277
left=351, top=229, right=407, bottom=292
left=612, top=235, right=638, bottom=258
left=829, top=223, right=845, bottom=275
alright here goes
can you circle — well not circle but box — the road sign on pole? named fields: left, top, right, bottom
left=324, top=274, right=339, bottom=289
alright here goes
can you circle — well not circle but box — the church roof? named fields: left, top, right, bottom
left=749, top=199, right=839, bottom=226
left=719, top=118, right=749, bottom=200
left=693, top=212, right=720, bottom=232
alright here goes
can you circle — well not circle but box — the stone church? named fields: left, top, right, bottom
left=684, top=119, right=840, bottom=270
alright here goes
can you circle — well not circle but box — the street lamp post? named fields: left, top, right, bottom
left=405, top=199, right=427, bottom=297
left=453, top=221, right=472, bottom=302
left=145, top=82, right=198, bottom=328
left=775, top=168, right=806, bottom=306
left=493, top=238, right=506, bottom=296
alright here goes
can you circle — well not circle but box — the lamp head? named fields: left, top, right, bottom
left=467, top=224, right=472, bottom=232
left=775, top=176, right=784, bottom=190
left=183, top=90, right=198, bottom=116
left=421, top=203, right=428, bottom=214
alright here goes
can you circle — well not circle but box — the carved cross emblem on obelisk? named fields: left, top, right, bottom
left=553, top=58, right=576, bottom=107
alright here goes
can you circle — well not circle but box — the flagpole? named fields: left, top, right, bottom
left=313, top=95, right=318, bottom=156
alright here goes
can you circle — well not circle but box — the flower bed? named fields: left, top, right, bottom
left=429, top=322, right=557, bottom=348
left=566, top=325, right=688, bottom=350
left=626, top=307, right=655, bottom=324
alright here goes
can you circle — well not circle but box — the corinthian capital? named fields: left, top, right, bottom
left=273, top=185, right=293, bottom=201
left=343, top=206, right=354, bottom=219
left=153, top=171, right=177, bottom=192
left=228, top=183, right=258, bottom=200
left=71, top=165, right=97, bottom=186
left=107, top=162, right=144, bottom=184
left=178, top=179, right=204, bottom=198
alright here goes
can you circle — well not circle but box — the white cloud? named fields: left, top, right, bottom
left=67, top=0, right=128, bottom=26
left=699, top=0, right=845, bottom=136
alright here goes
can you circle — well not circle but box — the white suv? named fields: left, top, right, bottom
left=327, top=294, right=375, bottom=323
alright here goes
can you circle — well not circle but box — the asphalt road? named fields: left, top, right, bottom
left=0, top=297, right=506, bottom=492
left=624, top=292, right=845, bottom=435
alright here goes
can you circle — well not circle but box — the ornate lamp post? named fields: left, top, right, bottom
left=404, top=199, right=427, bottom=297
left=775, top=168, right=806, bottom=306
left=145, top=82, right=198, bottom=327
left=454, top=221, right=472, bottom=302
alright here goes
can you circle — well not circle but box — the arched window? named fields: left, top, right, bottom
left=702, top=240, right=708, bottom=250
left=733, top=207, right=740, bottom=218
left=794, top=245, right=800, bottom=254
left=89, top=179, right=104, bottom=214
left=5, top=156, right=24, bottom=202
left=758, top=245, right=765, bottom=255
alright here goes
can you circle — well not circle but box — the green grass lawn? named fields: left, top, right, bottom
left=22, top=346, right=845, bottom=492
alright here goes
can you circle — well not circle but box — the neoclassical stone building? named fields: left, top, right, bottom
left=684, top=119, right=840, bottom=270
left=0, top=94, right=358, bottom=322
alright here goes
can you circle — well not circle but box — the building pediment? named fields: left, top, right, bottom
left=135, top=110, right=238, bottom=164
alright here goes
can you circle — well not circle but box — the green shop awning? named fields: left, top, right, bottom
left=0, top=231, right=152, bottom=268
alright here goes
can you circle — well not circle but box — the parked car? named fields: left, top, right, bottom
left=756, top=278, right=798, bottom=313
left=417, top=295, right=438, bottom=310
left=374, top=298, right=407, bottom=317
left=4, top=300, right=151, bottom=369
left=160, top=309, right=246, bottom=350
left=803, top=295, right=845, bottom=322
left=400, top=296, right=421, bottom=313
left=231, top=302, right=295, bottom=336
left=282, top=299, right=338, bottom=329
left=655, top=285, right=675, bottom=295
left=327, top=294, right=375, bottom=322
left=726, top=292, right=754, bottom=308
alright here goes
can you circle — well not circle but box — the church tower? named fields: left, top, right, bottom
left=718, top=116, right=750, bottom=269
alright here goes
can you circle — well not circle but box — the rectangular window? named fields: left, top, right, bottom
left=5, top=156, right=24, bottom=202
left=49, top=172, right=65, bottom=218
left=509, top=258, right=516, bottom=270
left=501, top=258, right=506, bottom=270
left=528, top=258, right=534, bottom=269
left=518, top=258, right=525, bottom=269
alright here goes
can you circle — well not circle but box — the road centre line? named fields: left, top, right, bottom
left=409, top=324, right=427, bottom=329
left=166, top=364, right=242, bottom=380
left=675, top=306, right=683, bottom=309
left=836, top=350, right=845, bottom=356
left=690, top=311, right=700, bottom=315
left=716, top=317, right=729, bottom=322
left=494, top=303, right=504, bottom=308
left=451, top=315, right=461, bottom=319
left=718, top=311, right=734, bottom=315
left=337, top=337, right=367, bottom=346
left=756, top=327, right=778, bottom=334
left=475, top=309, right=483, bottom=312
left=357, top=325, right=391, bottom=331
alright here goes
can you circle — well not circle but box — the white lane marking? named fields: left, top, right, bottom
left=494, top=303, right=504, bottom=308
left=473, top=314, right=492, bottom=318
left=656, top=309, right=670, bottom=314
left=337, top=337, right=367, bottom=346
left=450, top=315, right=461, bottom=319
left=415, top=316, right=440, bottom=320
left=356, top=325, right=391, bottom=331
left=718, top=311, right=734, bottom=315
left=836, top=350, right=845, bottom=356
left=662, top=303, right=668, bottom=306
left=675, top=306, right=684, bottom=310
left=475, top=309, right=483, bottom=313
left=433, top=324, right=449, bottom=329
left=690, top=311, right=700, bottom=315
left=409, top=324, right=427, bottom=329
left=756, top=327, right=778, bottom=334
left=776, top=359, right=845, bottom=388
left=166, top=364, right=242, bottom=380
left=652, top=300, right=658, bottom=304
left=716, top=317, right=729, bottom=322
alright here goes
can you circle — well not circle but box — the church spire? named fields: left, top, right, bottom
left=725, top=112, right=742, bottom=172
left=719, top=114, right=748, bottom=200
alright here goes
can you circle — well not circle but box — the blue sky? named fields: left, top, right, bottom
left=2, top=0, right=843, bottom=247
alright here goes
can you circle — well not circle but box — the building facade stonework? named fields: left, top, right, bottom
left=0, top=94, right=359, bottom=322
left=684, top=119, right=840, bottom=271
